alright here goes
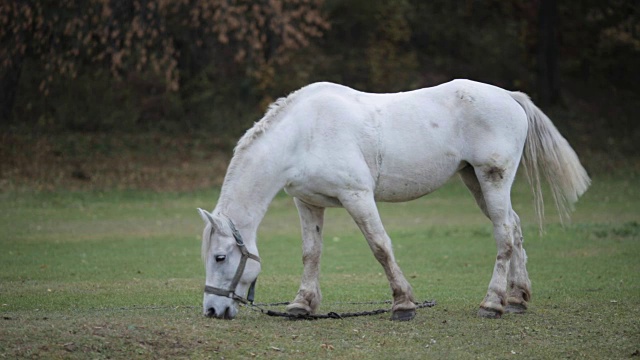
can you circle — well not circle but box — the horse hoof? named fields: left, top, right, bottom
left=391, top=309, right=416, bottom=321
left=285, top=303, right=311, bottom=316
left=478, top=307, right=502, bottom=319
left=505, top=303, right=527, bottom=314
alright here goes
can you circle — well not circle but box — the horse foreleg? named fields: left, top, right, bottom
left=286, top=198, right=325, bottom=316
left=341, top=192, right=416, bottom=321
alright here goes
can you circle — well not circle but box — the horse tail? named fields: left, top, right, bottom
left=510, top=91, right=591, bottom=230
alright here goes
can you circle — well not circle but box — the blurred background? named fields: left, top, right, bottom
left=1, top=0, right=638, bottom=191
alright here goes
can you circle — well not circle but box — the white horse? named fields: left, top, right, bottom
left=197, top=79, right=590, bottom=320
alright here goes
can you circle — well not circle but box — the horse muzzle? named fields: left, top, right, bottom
left=203, top=294, right=238, bottom=319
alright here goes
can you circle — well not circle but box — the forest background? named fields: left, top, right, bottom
left=1, top=0, right=638, bottom=191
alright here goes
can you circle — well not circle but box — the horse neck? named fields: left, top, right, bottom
left=214, top=142, right=289, bottom=239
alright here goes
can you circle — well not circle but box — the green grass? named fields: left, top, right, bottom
left=1, top=173, right=639, bottom=359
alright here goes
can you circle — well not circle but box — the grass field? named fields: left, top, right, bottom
left=1, top=171, right=639, bottom=359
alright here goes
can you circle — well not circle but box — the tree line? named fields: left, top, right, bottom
left=1, top=0, right=637, bottom=135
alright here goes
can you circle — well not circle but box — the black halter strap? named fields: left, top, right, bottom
left=203, top=218, right=261, bottom=304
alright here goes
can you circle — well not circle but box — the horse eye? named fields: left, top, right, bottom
left=214, top=255, right=226, bottom=263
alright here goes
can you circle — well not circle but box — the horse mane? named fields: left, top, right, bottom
left=233, top=89, right=300, bottom=155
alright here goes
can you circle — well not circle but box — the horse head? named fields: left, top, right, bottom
left=198, top=208, right=261, bottom=319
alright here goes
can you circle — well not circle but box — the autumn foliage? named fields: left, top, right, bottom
left=0, top=0, right=329, bottom=94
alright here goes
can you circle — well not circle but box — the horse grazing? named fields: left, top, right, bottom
left=197, top=79, right=590, bottom=321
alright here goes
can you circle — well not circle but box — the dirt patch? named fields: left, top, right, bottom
left=0, top=132, right=232, bottom=192
left=483, top=166, right=505, bottom=183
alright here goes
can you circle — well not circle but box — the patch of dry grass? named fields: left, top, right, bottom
left=0, top=132, right=231, bottom=192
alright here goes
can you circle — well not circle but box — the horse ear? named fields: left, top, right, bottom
left=198, top=208, right=227, bottom=232
left=197, top=208, right=215, bottom=225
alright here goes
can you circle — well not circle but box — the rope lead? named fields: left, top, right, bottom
left=246, top=300, right=436, bottom=320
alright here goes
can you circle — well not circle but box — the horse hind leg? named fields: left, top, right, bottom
left=286, top=198, right=325, bottom=316
left=459, top=165, right=489, bottom=218
left=460, top=165, right=532, bottom=315
left=340, top=191, right=416, bottom=321
left=463, top=162, right=524, bottom=318
left=505, top=211, right=532, bottom=313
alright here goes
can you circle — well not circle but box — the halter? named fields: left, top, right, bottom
left=203, top=219, right=261, bottom=305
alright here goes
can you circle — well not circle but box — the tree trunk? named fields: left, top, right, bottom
left=537, top=0, right=561, bottom=106
left=0, top=54, right=23, bottom=125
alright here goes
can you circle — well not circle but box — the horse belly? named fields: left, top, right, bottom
left=374, top=157, right=462, bottom=202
